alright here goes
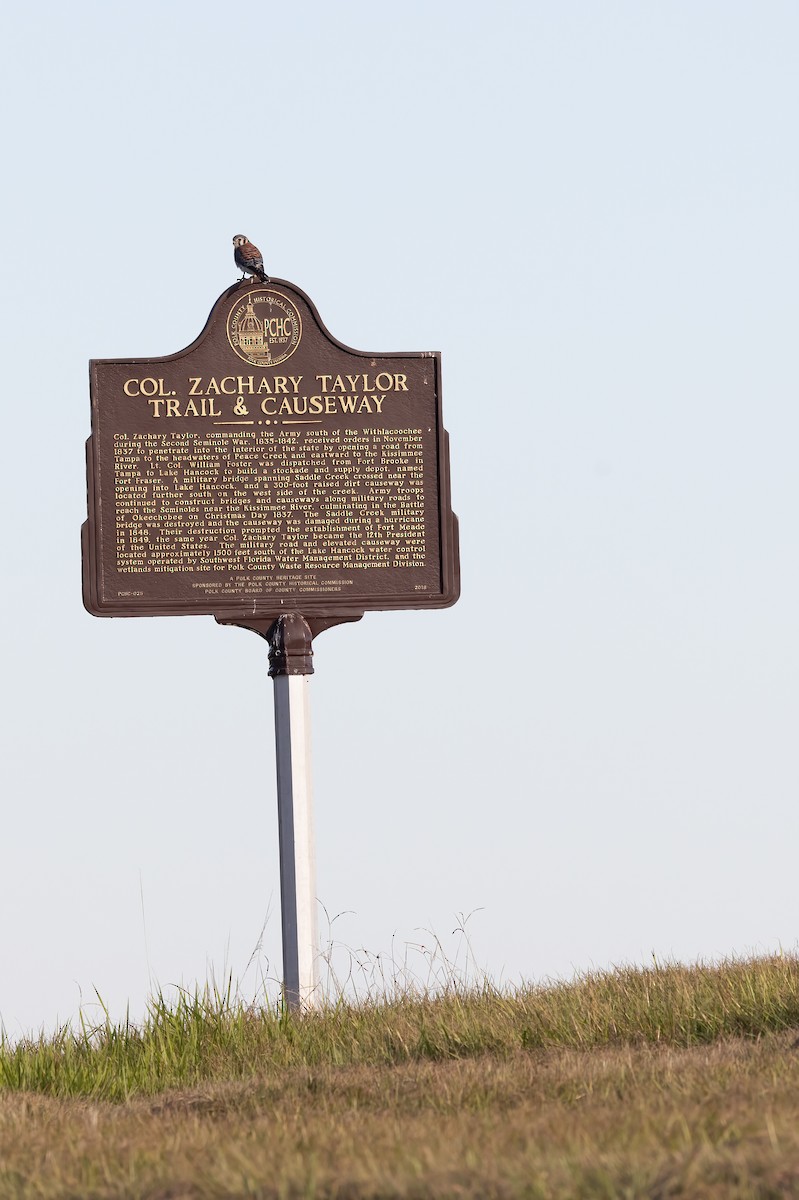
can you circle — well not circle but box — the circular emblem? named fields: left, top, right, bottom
left=227, top=289, right=302, bottom=367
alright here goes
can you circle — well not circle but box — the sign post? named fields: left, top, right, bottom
left=83, top=272, right=459, bottom=1011
left=269, top=614, right=319, bottom=1008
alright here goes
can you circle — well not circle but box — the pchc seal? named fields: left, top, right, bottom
left=227, top=290, right=302, bottom=367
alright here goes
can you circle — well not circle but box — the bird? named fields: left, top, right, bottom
left=233, top=235, right=270, bottom=283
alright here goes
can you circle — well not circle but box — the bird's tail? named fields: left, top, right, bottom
left=257, top=268, right=270, bottom=284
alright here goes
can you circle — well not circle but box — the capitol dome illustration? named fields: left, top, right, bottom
left=236, top=299, right=272, bottom=364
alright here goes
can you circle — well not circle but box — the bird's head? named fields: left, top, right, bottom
left=232, top=235, right=247, bottom=247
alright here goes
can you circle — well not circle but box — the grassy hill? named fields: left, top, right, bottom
left=2, top=955, right=799, bottom=1197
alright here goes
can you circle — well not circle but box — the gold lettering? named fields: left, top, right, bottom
left=147, top=398, right=164, bottom=416
left=188, top=377, right=203, bottom=395
left=124, top=379, right=140, bottom=396
left=260, top=398, right=277, bottom=415
left=184, top=398, right=200, bottom=417
left=113, top=427, right=427, bottom=576
left=166, top=399, right=180, bottom=417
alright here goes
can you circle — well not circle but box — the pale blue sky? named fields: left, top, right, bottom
left=1, top=1, right=798, bottom=1033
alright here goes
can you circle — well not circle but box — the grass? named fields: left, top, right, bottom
left=3, top=953, right=799, bottom=1102
left=2, top=955, right=799, bottom=1196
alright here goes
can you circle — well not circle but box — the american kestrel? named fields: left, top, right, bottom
left=233, top=235, right=270, bottom=283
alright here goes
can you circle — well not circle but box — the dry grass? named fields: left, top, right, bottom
left=2, top=956, right=799, bottom=1197
left=3, top=1037, right=799, bottom=1198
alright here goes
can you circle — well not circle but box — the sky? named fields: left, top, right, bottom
left=1, top=1, right=798, bottom=1035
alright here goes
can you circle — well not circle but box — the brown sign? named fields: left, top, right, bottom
left=82, top=280, right=460, bottom=626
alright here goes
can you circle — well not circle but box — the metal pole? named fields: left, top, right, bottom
left=268, top=614, right=320, bottom=1010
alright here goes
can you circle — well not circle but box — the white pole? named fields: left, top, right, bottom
left=273, top=672, right=320, bottom=1009
left=220, top=610, right=364, bottom=1010
left=266, top=613, right=320, bottom=1011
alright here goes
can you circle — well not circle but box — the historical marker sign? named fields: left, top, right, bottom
left=83, top=271, right=459, bottom=1009
left=82, top=280, right=459, bottom=624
